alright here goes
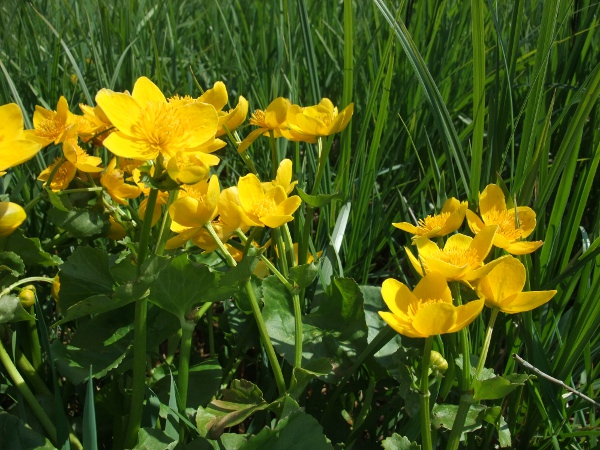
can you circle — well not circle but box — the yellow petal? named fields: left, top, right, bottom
left=0, top=140, right=42, bottom=171
left=413, top=302, right=457, bottom=336
left=448, top=299, right=484, bottom=332
left=132, top=76, right=166, bottom=105
left=393, top=222, right=420, bottom=235
left=476, top=256, right=525, bottom=304
left=415, top=237, right=444, bottom=259
left=441, top=197, right=460, bottom=214
left=199, top=81, right=228, bottom=111
left=405, top=246, right=424, bottom=277
left=102, top=131, right=157, bottom=161
left=500, top=290, right=557, bottom=314
left=469, top=225, right=498, bottom=262
left=216, top=95, right=249, bottom=137
left=275, top=196, right=301, bottom=216
left=479, top=184, right=506, bottom=218
left=503, top=240, right=544, bottom=255
left=169, top=197, right=206, bottom=228
left=413, top=272, right=453, bottom=304
left=95, top=90, right=141, bottom=136
left=237, top=128, right=266, bottom=154
left=466, top=254, right=511, bottom=281
left=260, top=215, right=294, bottom=228
left=441, top=200, right=468, bottom=234
left=378, top=311, right=422, bottom=338
left=382, top=278, right=417, bottom=317
left=425, top=258, right=470, bottom=281
left=238, top=173, right=264, bottom=212
left=510, top=206, right=537, bottom=238
left=332, top=102, right=354, bottom=133
left=264, top=97, right=291, bottom=128
left=175, top=102, right=219, bottom=148
left=0, top=103, right=25, bottom=141
left=165, top=227, right=202, bottom=250
left=466, top=209, right=486, bottom=235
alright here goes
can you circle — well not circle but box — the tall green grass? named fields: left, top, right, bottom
left=0, top=0, right=598, bottom=447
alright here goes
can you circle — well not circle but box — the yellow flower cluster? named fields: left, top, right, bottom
left=380, top=185, right=556, bottom=338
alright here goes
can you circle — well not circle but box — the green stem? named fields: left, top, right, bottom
left=205, top=224, right=286, bottom=396
left=155, top=190, right=178, bottom=256
left=0, top=336, right=58, bottom=446
left=124, top=187, right=159, bottom=449
left=15, top=349, right=51, bottom=395
left=207, top=307, right=215, bottom=358
left=420, top=337, right=434, bottom=450
left=26, top=305, right=42, bottom=375
left=268, top=130, right=278, bottom=178
left=475, top=308, right=500, bottom=379
left=273, top=228, right=289, bottom=277
left=178, top=321, right=195, bottom=442
left=0, top=277, right=54, bottom=298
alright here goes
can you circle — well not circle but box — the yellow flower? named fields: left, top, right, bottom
left=101, top=157, right=143, bottom=204
left=394, top=198, right=468, bottom=239
left=261, top=159, right=297, bottom=195
left=0, top=202, right=27, bottom=237
left=466, top=184, right=542, bottom=255
left=51, top=275, right=60, bottom=303
left=379, top=272, right=484, bottom=338
left=95, top=76, right=219, bottom=161
left=76, top=103, right=113, bottom=145
left=107, top=217, right=126, bottom=240
left=0, top=103, right=43, bottom=172
left=237, top=97, right=291, bottom=153
left=284, top=98, right=354, bottom=142
left=237, top=173, right=301, bottom=228
left=169, top=175, right=220, bottom=228
left=33, top=96, right=75, bottom=146
left=38, top=158, right=77, bottom=191
left=166, top=150, right=219, bottom=185
left=476, top=256, right=557, bottom=314
left=61, top=131, right=103, bottom=173
left=405, top=225, right=505, bottom=282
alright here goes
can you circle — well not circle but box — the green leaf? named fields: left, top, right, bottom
left=220, top=247, right=260, bottom=286
left=381, top=433, right=421, bottom=450
left=4, top=231, right=60, bottom=266
left=58, top=246, right=115, bottom=311
left=473, top=374, right=531, bottom=401
left=289, top=262, right=318, bottom=289
left=49, top=207, right=111, bottom=237
left=482, top=406, right=511, bottom=448
left=431, top=403, right=486, bottom=433
left=0, top=251, right=25, bottom=276
left=296, top=187, right=345, bottom=207
left=0, top=294, right=34, bottom=323
left=262, top=276, right=368, bottom=382
left=45, top=187, right=70, bottom=212
left=149, top=254, right=231, bottom=321
left=239, top=409, right=333, bottom=450
left=197, top=379, right=269, bottom=439
left=134, top=428, right=176, bottom=450
left=83, top=366, right=98, bottom=450
left=213, top=434, right=248, bottom=450
left=288, top=361, right=331, bottom=400
left=0, top=412, right=55, bottom=449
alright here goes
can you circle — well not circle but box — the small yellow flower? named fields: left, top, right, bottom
left=169, top=175, right=220, bottom=228
left=476, top=256, right=557, bottom=313
left=394, top=198, right=468, bottom=239
left=379, top=272, right=484, bottom=338
left=261, top=159, right=297, bottom=195
left=0, top=103, right=43, bottom=172
left=284, top=98, right=353, bottom=142
left=0, top=202, right=27, bottom=237
left=38, top=158, right=78, bottom=191
left=76, top=103, right=113, bottom=145
left=237, top=97, right=291, bottom=153
left=32, top=96, right=75, bottom=146
left=101, top=157, right=143, bottom=204
left=166, top=150, right=219, bottom=185
left=96, top=77, right=219, bottom=161
left=466, top=184, right=542, bottom=255
left=237, top=173, right=301, bottom=228
left=405, top=225, right=505, bottom=282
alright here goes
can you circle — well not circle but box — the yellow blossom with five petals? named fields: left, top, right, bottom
left=284, top=98, right=353, bottom=142
left=237, top=97, right=291, bottom=153
left=379, top=272, right=484, bottom=338
left=101, top=157, right=143, bottom=204
left=261, top=159, right=297, bottom=195
left=38, top=158, right=77, bottom=191
left=466, top=184, right=542, bottom=255
left=394, top=198, right=468, bottom=239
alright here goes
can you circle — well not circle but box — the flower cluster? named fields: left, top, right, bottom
left=380, top=185, right=556, bottom=338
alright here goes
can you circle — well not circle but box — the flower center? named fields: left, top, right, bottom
left=417, top=212, right=451, bottom=233
left=407, top=298, right=446, bottom=318
left=35, top=117, right=66, bottom=143
left=251, top=197, right=277, bottom=218
left=483, top=208, right=523, bottom=242
left=250, top=109, right=267, bottom=127
left=134, top=102, right=187, bottom=158
left=431, top=244, right=480, bottom=268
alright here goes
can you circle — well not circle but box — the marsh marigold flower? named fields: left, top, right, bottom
left=0, top=103, right=43, bottom=173
left=262, top=158, right=297, bottom=195
left=237, top=97, right=291, bottom=153
left=101, top=157, right=143, bottom=204
left=394, top=198, right=468, bottom=239
left=284, top=98, right=353, bottom=142
left=379, top=272, right=484, bottom=338
left=237, top=172, right=301, bottom=228
left=0, top=202, right=27, bottom=237
left=38, top=158, right=78, bottom=191
left=467, top=184, right=542, bottom=255
left=406, top=225, right=506, bottom=283
left=476, top=256, right=557, bottom=313
left=95, top=77, right=219, bottom=162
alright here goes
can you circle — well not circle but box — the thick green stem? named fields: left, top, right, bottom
left=281, top=224, right=303, bottom=372
left=420, top=337, right=434, bottom=450
left=207, top=307, right=215, bottom=358
left=124, top=187, right=159, bottom=449
left=273, top=228, right=289, bottom=277
left=15, top=350, right=51, bottom=395
left=205, top=224, right=286, bottom=396
left=178, top=321, right=195, bottom=442
left=0, top=337, right=58, bottom=446
left=475, top=308, right=500, bottom=379
left=26, top=305, right=42, bottom=375
left=155, top=190, right=178, bottom=256
left=446, top=283, right=473, bottom=450
left=268, top=131, right=279, bottom=178
left=0, top=277, right=54, bottom=298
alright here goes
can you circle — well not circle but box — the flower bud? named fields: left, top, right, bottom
left=19, top=286, right=36, bottom=308
left=430, top=351, right=448, bottom=373
left=0, top=202, right=26, bottom=237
